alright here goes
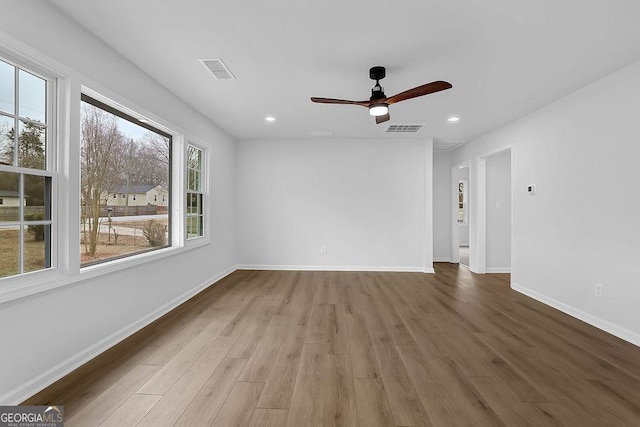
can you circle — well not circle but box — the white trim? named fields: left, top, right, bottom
left=475, top=158, right=487, bottom=273
left=424, top=138, right=434, bottom=275
left=512, top=282, right=640, bottom=349
left=433, top=257, right=452, bottom=262
left=236, top=264, right=430, bottom=273
left=0, top=264, right=239, bottom=405
left=473, top=146, right=514, bottom=276
left=486, top=267, right=511, bottom=273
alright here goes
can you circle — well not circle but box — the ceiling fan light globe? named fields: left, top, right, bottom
left=369, top=104, right=389, bottom=117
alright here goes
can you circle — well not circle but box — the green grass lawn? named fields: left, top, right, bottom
left=0, top=228, right=47, bottom=278
left=1, top=224, right=167, bottom=277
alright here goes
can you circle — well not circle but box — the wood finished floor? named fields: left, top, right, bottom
left=24, top=264, right=640, bottom=426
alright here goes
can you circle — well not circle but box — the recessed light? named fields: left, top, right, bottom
left=448, top=116, right=460, bottom=122
left=265, top=116, right=276, bottom=122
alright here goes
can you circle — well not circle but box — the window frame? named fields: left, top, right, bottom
left=185, top=142, right=206, bottom=241
left=0, top=54, right=57, bottom=280
left=79, top=92, right=174, bottom=268
left=0, top=37, right=211, bottom=304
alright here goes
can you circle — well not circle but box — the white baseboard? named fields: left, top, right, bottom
left=1, top=265, right=239, bottom=406
left=512, top=282, right=640, bottom=348
left=236, top=264, right=430, bottom=273
left=433, top=257, right=452, bottom=263
left=486, top=267, right=511, bottom=273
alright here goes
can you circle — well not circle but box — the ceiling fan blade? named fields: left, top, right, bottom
left=376, top=112, right=390, bottom=124
left=386, top=81, right=452, bottom=105
left=311, top=97, right=370, bottom=107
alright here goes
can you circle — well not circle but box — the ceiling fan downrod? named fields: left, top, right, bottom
left=369, top=66, right=386, bottom=100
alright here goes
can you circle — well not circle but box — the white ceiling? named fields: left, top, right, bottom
left=50, top=0, right=640, bottom=149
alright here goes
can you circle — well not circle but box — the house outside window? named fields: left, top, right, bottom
left=0, top=57, right=54, bottom=279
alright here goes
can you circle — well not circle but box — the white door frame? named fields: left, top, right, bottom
left=474, top=157, right=487, bottom=273
left=475, top=146, right=513, bottom=274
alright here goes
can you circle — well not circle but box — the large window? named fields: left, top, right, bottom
left=186, top=144, right=204, bottom=239
left=80, top=94, right=171, bottom=266
left=0, top=58, right=53, bottom=279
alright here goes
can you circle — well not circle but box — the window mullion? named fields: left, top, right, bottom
left=13, top=67, right=19, bottom=166
left=18, top=173, right=24, bottom=274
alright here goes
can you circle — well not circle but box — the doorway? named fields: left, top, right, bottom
left=450, top=162, right=470, bottom=267
left=450, top=148, right=512, bottom=274
left=457, top=166, right=470, bottom=267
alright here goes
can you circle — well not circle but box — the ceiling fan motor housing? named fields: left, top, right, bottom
left=369, top=66, right=386, bottom=81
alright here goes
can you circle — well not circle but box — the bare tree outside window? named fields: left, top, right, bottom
left=80, top=103, right=127, bottom=256
left=80, top=95, right=171, bottom=266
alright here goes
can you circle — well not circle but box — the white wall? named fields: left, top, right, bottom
left=459, top=225, right=470, bottom=246
left=450, top=59, right=640, bottom=346
left=485, top=149, right=511, bottom=271
left=433, top=150, right=451, bottom=261
left=236, top=138, right=433, bottom=272
left=0, top=2, right=236, bottom=403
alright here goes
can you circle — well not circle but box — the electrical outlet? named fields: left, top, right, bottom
left=594, top=283, right=603, bottom=298
left=320, top=246, right=327, bottom=254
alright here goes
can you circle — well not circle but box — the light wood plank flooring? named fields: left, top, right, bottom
left=24, top=265, right=640, bottom=426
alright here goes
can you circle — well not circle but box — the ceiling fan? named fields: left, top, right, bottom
left=311, top=66, right=452, bottom=124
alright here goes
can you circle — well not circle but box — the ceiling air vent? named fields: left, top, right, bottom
left=386, top=124, right=424, bottom=133
left=199, top=58, right=235, bottom=80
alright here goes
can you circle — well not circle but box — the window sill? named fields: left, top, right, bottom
left=0, top=237, right=211, bottom=305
